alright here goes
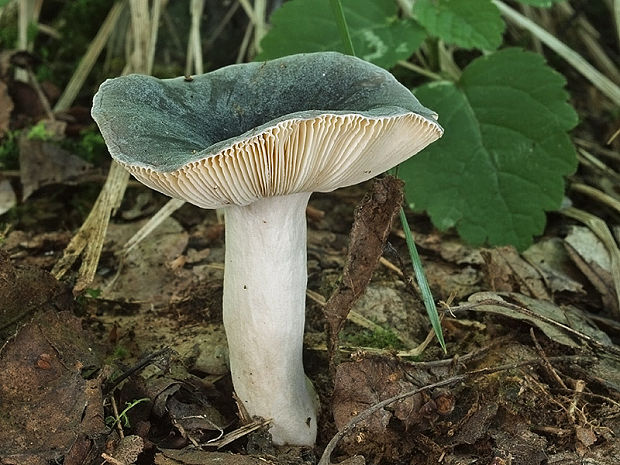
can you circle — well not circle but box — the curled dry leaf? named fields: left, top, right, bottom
left=564, top=226, right=619, bottom=315
left=465, top=292, right=612, bottom=347
left=323, top=176, right=404, bottom=357
left=0, top=310, right=105, bottom=464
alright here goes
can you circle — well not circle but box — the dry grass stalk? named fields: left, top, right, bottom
left=54, top=1, right=125, bottom=112
left=53, top=0, right=163, bottom=292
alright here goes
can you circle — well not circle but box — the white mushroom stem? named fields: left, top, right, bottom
left=223, top=191, right=317, bottom=446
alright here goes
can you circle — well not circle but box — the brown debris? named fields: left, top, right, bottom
left=481, top=246, right=550, bottom=300
left=0, top=250, right=73, bottom=340
left=323, top=176, right=404, bottom=361
left=0, top=310, right=106, bottom=464
left=564, top=226, right=619, bottom=315
left=19, top=131, right=93, bottom=200
left=155, top=450, right=269, bottom=465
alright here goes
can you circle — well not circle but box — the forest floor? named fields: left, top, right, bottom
left=1, top=170, right=620, bottom=465
left=1, top=1, right=620, bottom=464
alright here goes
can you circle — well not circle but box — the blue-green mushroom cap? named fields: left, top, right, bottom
left=92, top=52, right=442, bottom=209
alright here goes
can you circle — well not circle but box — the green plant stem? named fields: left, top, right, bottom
left=494, top=0, right=620, bottom=107
left=397, top=60, right=443, bottom=81
left=329, top=0, right=355, bottom=56
left=399, top=207, right=446, bottom=353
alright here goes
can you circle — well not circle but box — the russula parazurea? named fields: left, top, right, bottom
left=92, top=51, right=443, bottom=446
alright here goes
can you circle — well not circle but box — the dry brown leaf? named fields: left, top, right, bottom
left=0, top=310, right=105, bottom=464
left=323, top=176, right=403, bottom=358
left=19, top=134, right=92, bottom=200
left=523, top=238, right=586, bottom=295
left=481, top=246, right=550, bottom=300
left=0, top=250, right=74, bottom=339
left=564, top=226, right=619, bottom=315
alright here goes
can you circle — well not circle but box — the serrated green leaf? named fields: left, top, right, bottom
left=402, top=48, right=578, bottom=250
left=413, top=0, right=504, bottom=50
left=258, top=0, right=426, bottom=68
left=514, top=0, right=564, bottom=6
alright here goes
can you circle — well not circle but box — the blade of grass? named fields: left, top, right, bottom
left=330, top=0, right=446, bottom=353
left=329, top=0, right=355, bottom=56
left=399, top=207, right=446, bottom=352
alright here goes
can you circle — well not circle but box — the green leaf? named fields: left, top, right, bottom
left=402, top=48, right=578, bottom=250
left=413, top=0, right=504, bottom=50
left=514, top=0, right=564, bottom=6
left=258, top=0, right=426, bottom=68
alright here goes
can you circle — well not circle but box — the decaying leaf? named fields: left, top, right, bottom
left=332, top=357, right=452, bottom=433
left=0, top=310, right=105, bottom=464
left=19, top=133, right=93, bottom=200
left=105, top=435, right=144, bottom=465
left=0, top=250, right=73, bottom=340
left=564, top=226, right=618, bottom=314
left=491, top=423, right=548, bottom=465
left=450, top=402, right=499, bottom=446
left=323, top=176, right=403, bottom=358
left=522, top=238, right=586, bottom=295
left=481, top=247, right=549, bottom=300
left=465, top=292, right=612, bottom=347
left=331, top=356, right=455, bottom=462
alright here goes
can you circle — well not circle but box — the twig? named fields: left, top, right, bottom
left=318, top=355, right=593, bottom=465
left=203, top=418, right=272, bottom=449
left=530, top=327, right=568, bottom=389
left=574, top=137, right=620, bottom=163
left=206, top=1, right=240, bottom=48
left=186, top=0, right=205, bottom=75
left=235, top=22, right=253, bottom=63
left=396, top=60, right=443, bottom=81
left=568, top=379, right=586, bottom=423
left=103, top=348, right=172, bottom=394
left=27, top=69, right=54, bottom=120
left=379, top=256, right=404, bottom=277
left=577, top=147, right=620, bottom=182
left=110, top=396, right=125, bottom=439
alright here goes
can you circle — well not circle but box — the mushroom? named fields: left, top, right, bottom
left=92, top=51, right=443, bottom=446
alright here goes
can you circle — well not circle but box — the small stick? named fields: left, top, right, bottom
left=530, top=327, right=567, bottom=389
left=568, top=379, right=586, bottom=423
left=110, top=396, right=125, bottom=439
